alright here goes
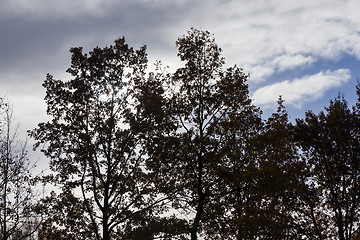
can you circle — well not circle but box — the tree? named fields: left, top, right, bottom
left=0, top=99, right=40, bottom=240
left=294, top=93, right=360, bottom=240
left=30, top=38, right=169, bottom=240
left=225, top=96, right=305, bottom=239
left=146, top=28, right=262, bottom=240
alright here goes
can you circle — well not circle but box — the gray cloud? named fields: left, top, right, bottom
left=0, top=0, right=197, bottom=75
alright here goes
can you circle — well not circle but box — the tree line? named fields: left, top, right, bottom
left=1, top=28, right=360, bottom=240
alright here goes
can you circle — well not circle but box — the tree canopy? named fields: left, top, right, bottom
left=30, top=38, right=169, bottom=239
left=0, top=28, right=357, bottom=239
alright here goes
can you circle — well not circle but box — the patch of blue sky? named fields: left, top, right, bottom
left=251, top=53, right=360, bottom=120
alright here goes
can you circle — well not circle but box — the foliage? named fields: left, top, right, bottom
left=23, top=29, right=360, bottom=240
left=145, top=28, right=262, bottom=240
left=30, top=38, right=169, bottom=240
left=294, top=94, right=360, bottom=240
left=224, top=96, right=305, bottom=239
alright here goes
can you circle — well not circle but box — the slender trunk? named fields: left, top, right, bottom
left=308, top=200, right=322, bottom=240
left=190, top=187, right=205, bottom=240
left=3, top=180, right=7, bottom=240
left=339, top=229, right=345, bottom=240
left=103, top=161, right=111, bottom=240
left=103, top=216, right=109, bottom=240
left=103, top=185, right=110, bottom=240
left=190, top=152, right=205, bottom=240
left=334, top=187, right=345, bottom=240
left=3, top=165, right=8, bottom=240
left=103, top=103, right=114, bottom=240
left=2, top=121, right=10, bottom=240
left=338, top=216, right=345, bottom=240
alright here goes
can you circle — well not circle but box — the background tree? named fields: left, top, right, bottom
left=146, top=28, right=262, bottom=240
left=30, top=38, right=169, bottom=240
left=294, top=93, right=360, bottom=240
left=225, top=96, right=304, bottom=239
left=0, top=99, right=40, bottom=240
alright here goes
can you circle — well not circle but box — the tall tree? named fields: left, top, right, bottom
left=30, top=38, right=168, bottom=240
left=0, top=99, right=40, bottom=240
left=146, top=28, right=262, bottom=240
left=294, top=93, right=360, bottom=240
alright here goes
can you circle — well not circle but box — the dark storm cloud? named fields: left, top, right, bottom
left=0, top=17, right=74, bottom=72
left=0, top=0, right=196, bottom=76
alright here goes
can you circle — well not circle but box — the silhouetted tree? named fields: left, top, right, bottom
left=294, top=93, right=360, bottom=240
left=146, top=28, right=262, bottom=240
left=225, top=96, right=304, bottom=239
left=30, top=38, right=169, bottom=240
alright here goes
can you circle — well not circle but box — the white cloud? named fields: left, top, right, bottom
left=244, top=54, right=315, bottom=81
left=158, top=0, right=360, bottom=82
left=271, top=54, right=315, bottom=72
left=251, top=69, right=351, bottom=108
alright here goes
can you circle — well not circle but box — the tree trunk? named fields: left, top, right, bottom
left=190, top=152, right=205, bottom=240
left=190, top=192, right=205, bottom=240
left=338, top=221, right=345, bottom=240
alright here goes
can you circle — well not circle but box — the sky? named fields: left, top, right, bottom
left=1, top=0, right=360, bottom=165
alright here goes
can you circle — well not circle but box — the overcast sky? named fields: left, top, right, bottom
left=1, top=0, right=360, bottom=150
